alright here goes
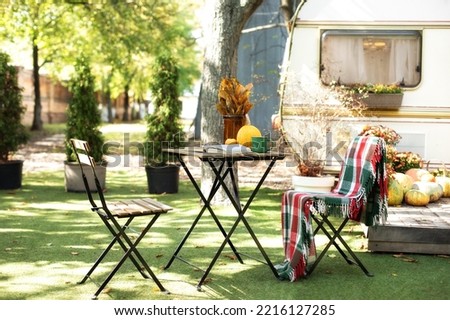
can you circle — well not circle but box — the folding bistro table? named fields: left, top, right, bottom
left=163, top=146, right=286, bottom=290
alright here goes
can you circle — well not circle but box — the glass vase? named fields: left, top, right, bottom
left=223, top=114, right=246, bottom=143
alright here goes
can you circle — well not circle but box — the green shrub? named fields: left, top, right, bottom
left=0, top=51, right=29, bottom=162
left=65, top=55, right=104, bottom=162
left=145, top=54, right=184, bottom=166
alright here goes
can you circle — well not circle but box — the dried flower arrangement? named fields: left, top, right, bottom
left=216, top=77, right=254, bottom=116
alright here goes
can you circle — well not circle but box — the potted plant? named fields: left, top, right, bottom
left=216, top=77, right=254, bottom=143
left=279, top=76, right=367, bottom=192
left=64, top=55, right=106, bottom=192
left=358, top=124, right=402, bottom=177
left=348, top=83, right=403, bottom=108
left=0, top=52, right=30, bottom=190
left=144, top=54, right=184, bottom=194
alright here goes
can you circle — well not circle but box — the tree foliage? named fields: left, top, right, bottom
left=0, top=51, right=29, bottom=162
left=0, top=1, right=77, bottom=130
left=0, top=1, right=200, bottom=126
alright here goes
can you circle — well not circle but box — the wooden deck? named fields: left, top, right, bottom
left=368, top=198, right=450, bottom=255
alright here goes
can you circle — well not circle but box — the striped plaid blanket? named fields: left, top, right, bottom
left=276, top=136, right=388, bottom=281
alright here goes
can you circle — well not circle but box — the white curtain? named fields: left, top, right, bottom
left=389, top=38, right=420, bottom=86
left=322, top=36, right=367, bottom=84
left=321, top=34, right=420, bottom=86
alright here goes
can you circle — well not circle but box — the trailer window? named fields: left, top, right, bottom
left=320, top=30, right=421, bottom=87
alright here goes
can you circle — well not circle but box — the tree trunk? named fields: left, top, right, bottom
left=122, top=84, right=130, bottom=121
left=200, top=0, right=263, bottom=204
left=103, top=74, right=114, bottom=123
left=280, top=0, right=295, bottom=29
left=31, top=43, right=43, bottom=131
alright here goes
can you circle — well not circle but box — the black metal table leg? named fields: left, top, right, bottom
left=196, top=157, right=280, bottom=289
left=165, top=155, right=242, bottom=271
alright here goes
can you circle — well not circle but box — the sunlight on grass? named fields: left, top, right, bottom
left=1, top=170, right=449, bottom=300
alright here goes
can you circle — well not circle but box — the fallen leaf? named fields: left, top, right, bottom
left=401, top=257, right=417, bottom=263
left=71, top=251, right=79, bottom=256
left=393, top=254, right=417, bottom=263
left=224, top=254, right=237, bottom=260
left=155, top=254, right=163, bottom=258
left=102, top=287, right=112, bottom=294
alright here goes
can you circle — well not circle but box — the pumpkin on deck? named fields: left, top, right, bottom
left=404, top=189, right=430, bottom=206
left=405, top=168, right=435, bottom=182
left=411, top=181, right=443, bottom=202
left=236, top=125, right=262, bottom=147
left=392, top=172, right=414, bottom=195
left=388, top=178, right=404, bottom=206
left=435, top=176, right=450, bottom=197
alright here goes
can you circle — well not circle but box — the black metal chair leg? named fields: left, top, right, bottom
left=309, top=215, right=373, bottom=277
left=313, top=216, right=354, bottom=265
left=92, top=215, right=167, bottom=299
left=79, top=217, right=152, bottom=284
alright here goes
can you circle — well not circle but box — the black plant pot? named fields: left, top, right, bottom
left=145, top=164, right=180, bottom=194
left=0, top=160, right=24, bottom=190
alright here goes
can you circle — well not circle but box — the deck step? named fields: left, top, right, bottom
left=368, top=198, right=450, bottom=255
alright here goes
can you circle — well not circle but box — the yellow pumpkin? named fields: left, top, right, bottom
left=404, top=189, right=430, bottom=206
left=434, top=176, right=450, bottom=198
left=387, top=178, right=404, bottom=206
left=236, top=125, right=262, bottom=147
left=225, top=138, right=238, bottom=145
left=392, top=172, right=414, bottom=195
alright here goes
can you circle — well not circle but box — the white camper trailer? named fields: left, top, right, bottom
left=280, top=0, right=450, bottom=164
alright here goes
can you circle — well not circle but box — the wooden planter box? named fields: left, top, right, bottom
left=362, top=93, right=403, bottom=109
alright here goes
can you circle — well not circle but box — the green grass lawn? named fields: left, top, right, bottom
left=1, top=169, right=448, bottom=300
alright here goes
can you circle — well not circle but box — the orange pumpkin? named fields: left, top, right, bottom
left=405, top=168, right=435, bottom=182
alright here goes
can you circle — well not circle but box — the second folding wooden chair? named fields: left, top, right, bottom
left=276, top=135, right=388, bottom=281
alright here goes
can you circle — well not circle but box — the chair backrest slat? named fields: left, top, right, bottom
left=70, top=138, right=109, bottom=214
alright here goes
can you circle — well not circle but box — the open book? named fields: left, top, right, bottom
left=203, top=144, right=252, bottom=154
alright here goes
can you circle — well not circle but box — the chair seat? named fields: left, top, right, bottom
left=107, top=198, right=172, bottom=218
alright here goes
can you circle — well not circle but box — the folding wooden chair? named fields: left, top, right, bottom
left=70, top=139, right=172, bottom=299
left=276, top=136, right=388, bottom=281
